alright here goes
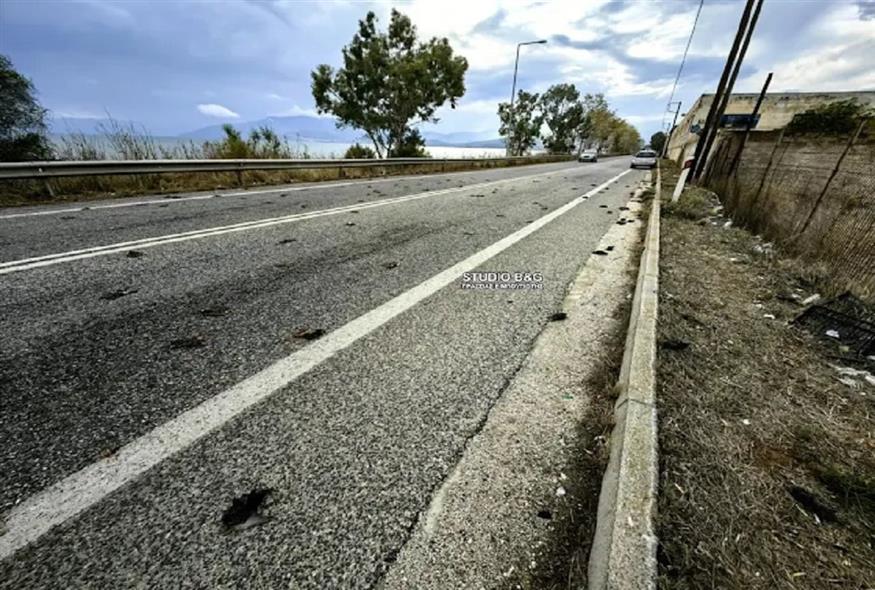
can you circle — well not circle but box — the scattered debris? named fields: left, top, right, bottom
left=164, top=194, right=182, bottom=199
left=548, top=312, right=568, bottom=322
left=126, top=250, right=145, bottom=258
left=169, top=336, right=205, bottom=349
left=278, top=238, right=297, bottom=244
left=660, top=338, right=690, bottom=351
left=345, top=221, right=356, bottom=226
left=100, top=288, right=138, bottom=301
left=592, top=249, right=608, bottom=256
left=763, top=313, right=776, bottom=320
left=826, top=329, right=841, bottom=339
left=222, top=488, right=272, bottom=531
left=787, top=485, right=838, bottom=523
left=536, top=509, right=553, bottom=520
left=200, top=306, right=228, bottom=318
left=606, top=246, right=614, bottom=251
left=555, top=486, right=566, bottom=498
left=801, top=294, right=821, bottom=306
left=837, top=376, right=861, bottom=389
left=599, top=205, right=607, bottom=208
left=470, top=193, right=485, bottom=198
left=98, top=446, right=120, bottom=459
left=382, top=261, right=399, bottom=269
left=292, top=327, right=325, bottom=340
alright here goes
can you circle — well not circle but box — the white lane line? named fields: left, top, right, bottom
left=0, top=169, right=632, bottom=559
left=0, top=167, right=577, bottom=275
left=0, top=163, right=578, bottom=220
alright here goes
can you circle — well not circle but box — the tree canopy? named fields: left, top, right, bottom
left=498, top=90, right=543, bottom=156
left=311, top=10, right=468, bottom=158
left=650, top=131, right=667, bottom=154
left=539, top=83, right=583, bottom=154
left=498, top=85, right=642, bottom=156
left=0, top=54, right=53, bottom=161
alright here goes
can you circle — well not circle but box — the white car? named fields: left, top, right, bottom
left=630, top=150, right=658, bottom=169
left=578, top=150, right=598, bottom=163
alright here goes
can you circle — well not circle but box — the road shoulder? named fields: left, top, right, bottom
left=380, top=188, right=647, bottom=589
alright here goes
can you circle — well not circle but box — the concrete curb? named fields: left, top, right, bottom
left=588, top=167, right=661, bottom=590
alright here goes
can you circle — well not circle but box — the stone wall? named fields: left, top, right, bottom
left=704, top=126, right=875, bottom=302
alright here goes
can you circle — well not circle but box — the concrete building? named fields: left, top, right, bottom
left=665, top=91, right=875, bottom=162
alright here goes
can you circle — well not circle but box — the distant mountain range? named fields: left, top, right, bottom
left=49, top=115, right=503, bottom=149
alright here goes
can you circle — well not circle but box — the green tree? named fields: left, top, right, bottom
left=311, top=10, right=468, bottom=158
left=539, top=83, right=583, bottom=154
left=649, top=131, right=667, bottom=154
left=498, top=90, right=543, bottom=156
left=576, top=93, right=611, bottom=151
left=0, top=54, right=53, bottom=161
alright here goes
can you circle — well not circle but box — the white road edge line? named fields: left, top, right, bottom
left=0, top=167, right=573, bottom=274
left=0, top=163, right=577, bottom=220
left=0, top=169, right=631, bottom=560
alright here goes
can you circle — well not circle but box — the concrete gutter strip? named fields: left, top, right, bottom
left=588, top=168, right=661, bottom=590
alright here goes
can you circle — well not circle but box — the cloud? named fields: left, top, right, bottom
left=269, top=104, right=326, bottom=118
left=196, top=103, right=240, bottom=118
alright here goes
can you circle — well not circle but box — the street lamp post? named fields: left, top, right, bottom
left=507, top=39, right=547, bottom=156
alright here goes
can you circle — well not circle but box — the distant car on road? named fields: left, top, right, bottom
left=630, top=150, right=658, bottom=169
left=578, top=150, right=598, bottom=163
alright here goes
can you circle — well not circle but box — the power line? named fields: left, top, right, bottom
left=662, top=0, right=704, bottom=132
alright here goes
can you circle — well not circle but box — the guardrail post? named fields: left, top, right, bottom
left=42, top=179, right=56, bottom=199
left=235, top=168, right=245, bottom=188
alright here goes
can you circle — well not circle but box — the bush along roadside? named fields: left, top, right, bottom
left=655, top=163, right=875, bottom=590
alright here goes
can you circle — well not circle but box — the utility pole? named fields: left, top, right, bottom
left=662, top=101, right=682, bottom=158
left=693, top=0, right=765, bottom=181
left=507, top=39, right=547, bottom=156
left=690, top=0, right=758, bottom=181
left=727, top=72, right=772, bottom=174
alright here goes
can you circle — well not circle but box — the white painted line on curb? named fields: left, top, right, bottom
left=0, top=163, right=579, bottom=220
left=0, top=167, right=574, bottom=275
left=0, top=169, right=632, bottom=560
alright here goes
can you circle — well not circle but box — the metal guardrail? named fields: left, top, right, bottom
left=0, top=155, right=574, bottom=180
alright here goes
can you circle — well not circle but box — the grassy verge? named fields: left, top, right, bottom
left=656, top=164, right=875, bottom=589
left=0, top=156, right=571, bottom=208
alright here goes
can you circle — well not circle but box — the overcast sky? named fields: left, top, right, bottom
left=1, top=0, right=873, bottom=140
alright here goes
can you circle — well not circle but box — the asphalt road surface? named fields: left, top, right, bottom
left=0, top=158, right=645, bottom=588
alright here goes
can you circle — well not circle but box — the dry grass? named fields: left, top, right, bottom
left=656, top=172, right=875, bottom=589
left=0, top=157, right=569, bottom=207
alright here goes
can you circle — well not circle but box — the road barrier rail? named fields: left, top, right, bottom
left=0, top=155, right=576, bottom=181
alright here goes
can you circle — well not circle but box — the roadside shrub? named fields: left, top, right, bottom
left=786, top=99, right=873, bottom=135
left=344, top=143, right=376, bottom=159
left=387, top=128, right=429, bottom=158
left=663, top=187, right=714, bottom=220
left=204, top=125, right=294, bottom=159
